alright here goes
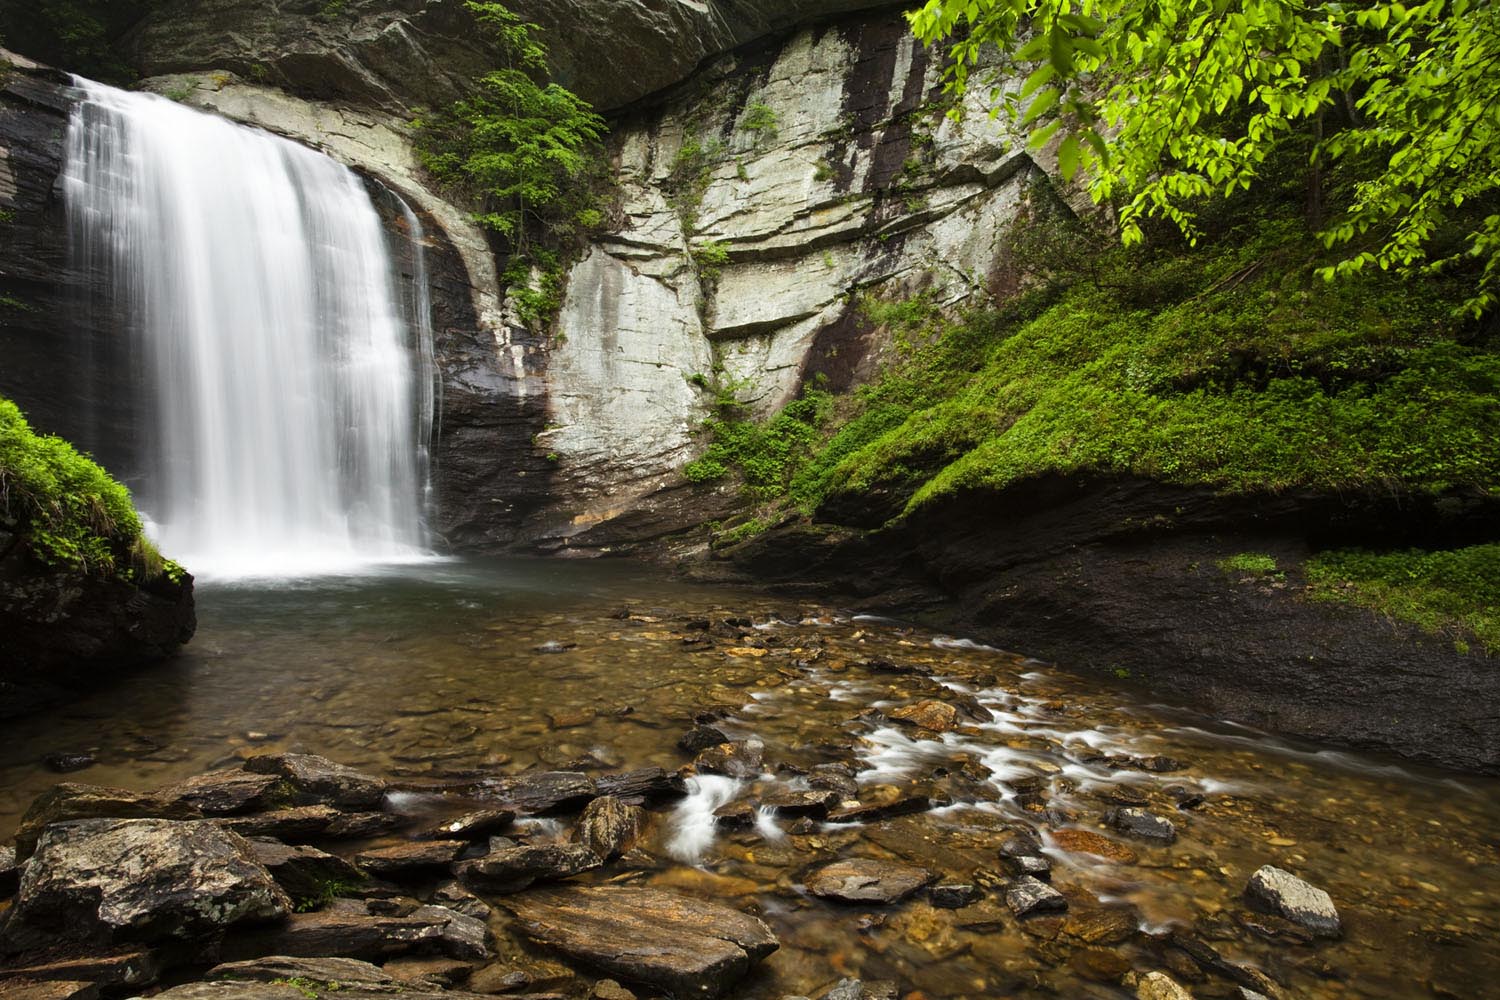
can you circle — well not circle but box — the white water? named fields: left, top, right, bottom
left=63, top=80, right=437, bottom=579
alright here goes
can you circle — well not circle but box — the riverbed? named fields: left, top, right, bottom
left=3, top=559, right=1497, bottom=998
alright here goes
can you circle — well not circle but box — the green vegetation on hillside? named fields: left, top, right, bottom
left=686, top=197, right=1498, bottom=524
left=910, top=0, right=1500, bottom=316
left=1306, top=545, right=1500, bottom=654
left=0, top=0, right=159, bottom=82
left=412, top=1, right=607, bottom=327
left=0, top=397, right=176, bottom=581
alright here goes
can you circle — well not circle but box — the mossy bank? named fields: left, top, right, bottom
left=0, top=397, right=195, bottom=715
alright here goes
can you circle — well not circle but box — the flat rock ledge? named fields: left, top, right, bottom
left=505, top=886, right=778, bottom=999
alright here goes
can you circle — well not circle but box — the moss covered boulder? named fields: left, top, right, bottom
left=0, top=398, right=194, bottom=714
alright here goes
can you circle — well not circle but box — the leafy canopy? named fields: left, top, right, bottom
left=908, top=0, right=1500, bottom=315
left=412, top=1, right=605, bottom=249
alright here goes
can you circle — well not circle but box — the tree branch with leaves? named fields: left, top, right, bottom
left=909, top=0, right=1500, bottom=315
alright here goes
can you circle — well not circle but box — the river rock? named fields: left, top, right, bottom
left=484, top=771, right=598, bottom=814
left=805, top=858, right=937, bottom=904
left=0, top=948, right=162, bottom=991
left=574, top=795, right=643, bottom=860
left=215, top=805, right=342, bottom=841
left=1243, top=865, right=1342, bottom=938
left=41, top=752, right=97, bottom=774
left=594, top=767, right=688, bottom=802
left=2, top=818, right=288, bottom=951
left=1105, top=807, right=1178, bottom=843
left=928, top=883, right=980, bottom=908
left=888, top=700, right=960, bottom=733
left=693, top=740, right=766, bottom=779
left=244, top=753, right=387, bottom=809
left=826, top=785, right=935, bottom=823
left=222, top=898, right=490, bottom=961
left=1138, top=971, right=1195, bottom=1000
left=758, top=787, right=840, bottom=818
left=357, top=839, right=469, bottom=876
left=12, top=782, right=201, bottom=860
left=1004, top=875, right=1068, bottom=917
left=1003, top=854, right=1053, bottom=879
left=678, top=725, right=729, bottom=754
left=431, top=880, right=493, bottom=920
left=207, top=955, right=398, bottom=988
left=456, top=843, right=602, bottom=893
left=3, top=984, right=101, bottom=1000
left=161, top=768, right=283, bottom=815
left=421, top=808, right=516, bottom=840
left=505, top=885, right=778, bottom=999
left=0, top=843, right=17, bottom=894
left=1050, top=828, right=1139, bottom=863
left=822, top=980, right=899, bottom=1000
left=592, top=980, right=637, bottom=1000
left=245, top=837, right=365, bottom=903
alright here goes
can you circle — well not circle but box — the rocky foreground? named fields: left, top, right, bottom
left=0, top=693, right=1347, bottom=1000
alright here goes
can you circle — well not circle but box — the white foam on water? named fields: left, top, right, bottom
left=666, top=774, right=742, bottom=865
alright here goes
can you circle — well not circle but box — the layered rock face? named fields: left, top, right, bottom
left=122, top=11, right=1056, bottom=553
left=529, top=16, right=1052, bottom=550
left=127, top=0, right=902, bottom=113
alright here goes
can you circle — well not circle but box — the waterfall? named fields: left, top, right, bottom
left=62, top=79, right=437, bottom=580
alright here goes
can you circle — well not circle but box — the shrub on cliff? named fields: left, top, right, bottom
left=0, top=397, right=175, bottom=581
left=411, top=1, right=606, bottom=252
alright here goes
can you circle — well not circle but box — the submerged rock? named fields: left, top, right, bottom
left=1050, top=828, right=1140, bottom=864
left=888, top=700, right=960, bottom=733
left=505, top=885, right=777, bottom=999
left=804, top=858, right=937, bottom=904
left=41, top=752, right=97, bottom=774
left=1244, top=865, right=1342, bottom=938
left=2, top=818, right=288, bottom=951
left=1137, top=971, right=1195, bottom=1000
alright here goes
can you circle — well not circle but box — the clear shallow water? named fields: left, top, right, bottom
left=3, top=559, right=1497, bottom=999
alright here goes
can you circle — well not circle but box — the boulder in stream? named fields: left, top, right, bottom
left=888, top=700, right=960, bottom=733
left=804, top=858, right=937, bottom=904
left=1004, top=875, right=1068, bottom=917
left=1244, top=865, right=1342, bottom=938
left=243, top=753, right=387, bottom=809
left=456, top=843, right=602, bottom=893
left=484, top=771, right=598, bottom=815
left=573, top=795, right=644, bottom=860
left=1105, top=807, right=1178, bottom=844
left=160, top=768, right=283, bottom=816
left=12, top=783, right=201, bottom=860
left=692, top=740, right=765, bottom=779
left=505, top=885, right=778, bottom=999
left=2, top=818, right=288, bottom=951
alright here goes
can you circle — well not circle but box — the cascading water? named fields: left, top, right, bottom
left=62, top=79, right=437, bottom=579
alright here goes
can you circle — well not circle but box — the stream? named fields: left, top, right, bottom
left=2, top=559, right=1497, bottom=999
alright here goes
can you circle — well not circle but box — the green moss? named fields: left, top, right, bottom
left=786, top=208, right=1495, bottom=520
left=683, top=383, right=834, bottom=500
left=0, top=397, right=180, bottom=581
left=1305, top=545, right=1500, bottom=655
left=1219, top=553, right=1279, bottom=575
